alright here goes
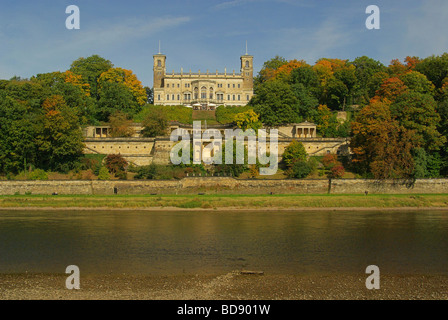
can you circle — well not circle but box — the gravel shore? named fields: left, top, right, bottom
left=1, top=272, right=447, bottom=300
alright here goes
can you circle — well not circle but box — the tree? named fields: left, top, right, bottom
left=98, top=67, right=146, bottom=106
left=391, top=91, right=445, bottom=152
left=256, top=55, right=288, bottom=84
left=415, top=53, right=448, bottom=89
left=290, top=160, right=312, bottom=179
left=69, top=55, right=113, bottom=99
left=350, top=101, right=416, bottom=179
left=400, top=71, right=435, bottom=95
left=104, top=154, right=128, bottom=177
left=97, top=166, right=110, bottom=180
left=97, top=82, right=139, bottom=121
left=141, top=108, right=168, bottom=137
left=282, top=140, right=307, bottom=166
left=250, top=80, right=299, bottom=126
left=351, top=56, right=387, bottom=102
left=0, top=93, right=36, bottom=174
left=234, top=109, right=262, bottom=132
left=374, top=77, right=408, bottom=103
left=35, top=95, right=85, bottom=172
left=108, top=111, right=135, bottom=137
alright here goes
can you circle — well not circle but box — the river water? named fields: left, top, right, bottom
left=0, top=209, right=447, bottom=275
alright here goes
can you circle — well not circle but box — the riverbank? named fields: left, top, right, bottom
left=1, top=194, right=448, bottom=210
left=1, top=272, right=447, bottom=300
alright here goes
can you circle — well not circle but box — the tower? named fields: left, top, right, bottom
left=241, top=53, right=253, bottom=90
left=153, top=53, right=166, bottom=89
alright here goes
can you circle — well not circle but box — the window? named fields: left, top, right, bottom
left=177, top=84, right=180, bottom=88
left=184, top=93, right=191, bottom=100
left=201, top=87, right=207, bottom=99
left=238, top=95, right=240, bottom=101
left=157, top=60, right=161, bottom=67
left=233, top=95, right=235, bottom=101
left=157, top=95, right=160, bottom=101
left=177, top=94, right=180, bottom=100
left=209, top=87, right=213, bottom=99
left=246, top=95, right=249, bottom=101
left=245, top=61, right=249, bottom=68
left=227, top=84, right=230, bottom=88
left=167, top=95, right=169, bottom=100
left=238, top=84, right=240, bottom=88
left=227, top=95, right=230, bottom=100
left=233, top=84, right=235, bottom=88
left=172, top=94, right=175, bottom=100
left=167, top=83, right=170, bottom=88
left=194, top=87, right=199, bottom=99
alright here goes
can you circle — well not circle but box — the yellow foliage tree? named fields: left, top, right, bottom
left=98, top=68, right=146, bottom=106
left=62, top=70, right=91, bottom=96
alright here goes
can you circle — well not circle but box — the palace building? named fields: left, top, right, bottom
left=153, top=51, right=254, bottom=110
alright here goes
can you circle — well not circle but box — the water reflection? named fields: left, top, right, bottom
left=0, top=210, right=447, bottom=275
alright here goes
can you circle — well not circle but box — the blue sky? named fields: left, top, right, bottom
left=1, top=0, right=447, bottom=87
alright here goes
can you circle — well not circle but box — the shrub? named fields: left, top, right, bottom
left=290, top=161, right=312, bottom=179
left=104, top=154, right=128, bottom=175
left=134, top=164, right=157, bottom=179
left=28, top=169, right=48, bottom=180
left=329, top=165, right=345, bottom=179
left=97, top=166, right=110, bottom=180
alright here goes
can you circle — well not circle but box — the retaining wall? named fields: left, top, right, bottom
left=0, top=178, right=447, bottom=195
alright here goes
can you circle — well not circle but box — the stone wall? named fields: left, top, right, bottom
left=1, top=178, right=448, bottom=196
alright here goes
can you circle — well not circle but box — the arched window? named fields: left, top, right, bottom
left=194, top=87, right=199, bottom=99
left=201, top=86, right=207, bottom=99
left=245, top=61, right=249, bottom=68
left=209, top=87, right=214, bottom=99
left=157, top=60, right=162, bottom=67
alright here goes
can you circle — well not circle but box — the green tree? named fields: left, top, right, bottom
left=250, top=80, right=299, bottom=126
left=97, top=82, right=140, bottom=121
left=35, top=95, right=85, bottom=173
left=0, top=93, right=36, bottom=174
left=290, top=160, right=312, bottom=179
left=351, top=56, right=387, bottom=103
left=391, top=91, right=445, bottom=151
left=70, top=55, right=113, bottom=99
left=400, top=71, right=435, bottom=95
left=97, top=166, right=110, bottom=180
left=415, top=53, right=448, bottom=89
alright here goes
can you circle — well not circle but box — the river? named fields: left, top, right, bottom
left=0, top=209, right=447, bottom=276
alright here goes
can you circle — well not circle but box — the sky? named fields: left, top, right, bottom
left=1, top=0, right=447, bottom=87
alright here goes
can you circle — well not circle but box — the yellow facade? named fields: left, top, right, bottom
left=153, top=53, right=254, bottom=108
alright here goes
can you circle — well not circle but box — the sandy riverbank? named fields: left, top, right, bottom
left=1, top=272, right=447, bottom=300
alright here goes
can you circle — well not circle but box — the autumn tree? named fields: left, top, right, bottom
left=350, top=101, right=416, bottom=179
